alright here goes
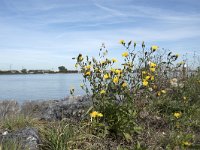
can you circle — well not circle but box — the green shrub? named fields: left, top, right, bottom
left=75, top=41, right=183, bottom=141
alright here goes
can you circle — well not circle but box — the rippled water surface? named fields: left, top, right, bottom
left=0, top=74, right=85, bottom=102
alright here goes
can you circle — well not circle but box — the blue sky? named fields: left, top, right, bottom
left=0, top=0, right=200, bottom=70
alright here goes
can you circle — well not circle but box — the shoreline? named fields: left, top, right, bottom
left=0, top=72, right=80, bottom=75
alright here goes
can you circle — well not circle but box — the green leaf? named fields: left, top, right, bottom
left=134, top=126, right=143, bottom=134
left=85, top=106, right=93, bottom=116
left=123, top=132, right=133, bottom=142
left=128, top=40, right=132, bottom=47
left=136, top=141, right=141, bottom=149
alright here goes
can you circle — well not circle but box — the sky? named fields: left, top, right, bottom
left=0, top=0, right=200, bottom=70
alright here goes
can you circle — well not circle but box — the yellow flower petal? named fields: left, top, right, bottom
left=151, top=45, right=159, bottom=51
left=85, top=71, right=91, bottom=76
left=113, top=76, right=119, bottom=84
left=119, top=40, right=125, bottom=44
left=122, top=52, right=129, bottom=57
left=115, top=69, right=122, bottom=75
left=142, top=80, right=148, bottom=86
left=161, top=90, right=166, bottom=94
left=90, top=111, right=98, bottom=118
left=97, top=113, right=103, bottom=117
left=122, top=82, right=127, bottom=87
left=112, top=58, right=117, bottom=63
left=174, top=112, right=182, bottom=118
left=182, top=141, right=192, bottom=146
left=150, top=62, right=156, bottom=68
left=157, top=91, right=161, bottom=96
left=150, top=76, right=155, bottom=81
left=104, top=74, right=110, bottom=79
left=100, top=90, right=106, bottom=94
left=150, top=67, right=156, bottom=72
left=85, top=65, right=91, bottom=70
left=145, top=76, right=151, bottom=80
left=142, top=71, right=147, bottom=75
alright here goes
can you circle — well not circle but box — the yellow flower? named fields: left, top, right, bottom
left=115, top=69, right=121, bottom=75
left=112, top=58, right=117, bottom=63
left=153, top=85, right=157, bottom=89
left=119, top=40, right=125, bottom=44
left=151, top=45, right=159, bottom=51
left=122, top=52, right=129, bottom=57
left=75, top=64, right=78, bottom=68
left=79, top=56, right=83, bottom=61
left=183, top=96, right=187, bottom=100
left=111, top=68, right=116, bottom=72
left=78, top=54, right=83, bottom=62
left=90, top=111, right=103, bottom=118
left=95, top=68, right=99, bottom=72
left=85, top=65, right=91, bottom=70
left=97, top=113, right=103, bottom=117
left=150, top=76, right=154, bottom=81
left=142, top=80, right=148, bottom=86
left=85, top=71, right=91, bottom=76
left=101, top=60, right=106, bottom=65
left=113, top=76, right=119, bottom=84
left=179, top=61, right=184, bottom=65
left=150, top=62, right=156, bottom=68
left=100, top=90, right=106, bottom=94
left=104, top=73, right=110, bottom=79
left=145, top=76, right=151, bottom=80
left=182, top=141, right=192, bottom=146
left=161, top=90, right=166, bottom=94
left=174, top=112, right=182, bottom=118
left=90, top=111, right=98, bottom=118
left=80, top=84, right=84, bottom=87
left=122, top=82, right=127, bottom=87
left=142, top=71, right=147, bottom=75
left=157, top=91, right=161, bottom=96
left=150, top=67, right=156, bottom=72
left=176, top=54, right=179, bottom=57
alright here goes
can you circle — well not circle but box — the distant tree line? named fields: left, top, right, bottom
left=0, top=66, right=78, bottom=74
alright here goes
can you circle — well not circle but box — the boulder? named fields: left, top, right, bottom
left=20, top=95, right=92, bottom=121
left=40, top=95, right=92, bottom=121
left=0, top=128, right=40, bottom=150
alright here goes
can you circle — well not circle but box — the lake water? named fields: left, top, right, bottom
left=0, top=74, right=85, bottom=102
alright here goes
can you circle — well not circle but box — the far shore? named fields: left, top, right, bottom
left=0, top=72, right=80, bottom=75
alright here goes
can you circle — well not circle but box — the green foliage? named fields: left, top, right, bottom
left=75, top=41, right=183, bottom=141
left=40, top=121, right=75, bottom=150
left=1, top=40, right=200, bottom=149
left=0, top=140, right=23, bottom=150
left=21, top=69, right=27, bottom=74
left=1, top=115, right=34, bottom=131
left=58, top=66, right=68, bottom=73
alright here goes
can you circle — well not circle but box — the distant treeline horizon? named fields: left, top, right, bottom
left=0, top=66, right=78, bottom=74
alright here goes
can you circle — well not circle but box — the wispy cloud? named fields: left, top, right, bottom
left=0, top=0, right=200, bottom=69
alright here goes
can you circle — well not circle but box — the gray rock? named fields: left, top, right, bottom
left=19, top=95, right=92, bottom=121
left=40, top=95, right=92, bottom=121
left=0, top=128, right=40, bottom=150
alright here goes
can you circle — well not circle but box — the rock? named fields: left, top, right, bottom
left=20, top=95, right=92, bottom=121
left=40, top=95, right=92, bottom=121
left=0, top=128, right=40, bottom=150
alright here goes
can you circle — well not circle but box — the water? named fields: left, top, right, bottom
left=0, top=74, right=85, bottom=102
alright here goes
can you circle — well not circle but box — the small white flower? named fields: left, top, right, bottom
left=170, top=78, right=178, bottom=87
left=2, top=131, right=8, bottom=135
left=179, top=83, right=184, bottom=88
left=148, top=88, right=153, bottom=91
